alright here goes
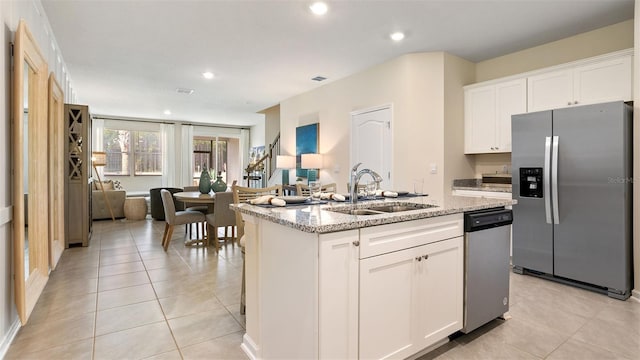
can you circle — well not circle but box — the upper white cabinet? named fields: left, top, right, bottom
left=465, top=78, right=527, bottom=154
left=465, top=49, right=633, bottom=154
left=528, top=54, right=632, bottom=112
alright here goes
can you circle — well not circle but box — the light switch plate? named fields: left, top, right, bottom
left=430, top=163, right=437, bottom=174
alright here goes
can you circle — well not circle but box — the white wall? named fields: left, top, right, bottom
left=1, top=0, right=76, bottom=354
left=280, top=52, right=476, bottom=202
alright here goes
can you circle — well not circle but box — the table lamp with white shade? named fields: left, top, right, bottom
left=276, top=155, right=296, bottom=185
left=301, top=153, right=323, bottom=183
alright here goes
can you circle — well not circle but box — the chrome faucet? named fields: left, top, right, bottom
left=349, top=163, right=383, bottom=204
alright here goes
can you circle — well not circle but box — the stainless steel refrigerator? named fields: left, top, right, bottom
left=512, top=101, right=632, bottom=300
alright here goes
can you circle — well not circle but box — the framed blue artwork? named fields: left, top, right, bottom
left=296, top=123, right=318, bottom=178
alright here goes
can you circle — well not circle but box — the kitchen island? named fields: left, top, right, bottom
left=234, top=195, right=514, bottom=360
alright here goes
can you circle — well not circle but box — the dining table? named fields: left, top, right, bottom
left=172, top=191, right=216, bottom=246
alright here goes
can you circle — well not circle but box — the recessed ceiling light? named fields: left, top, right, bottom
left=163, top=110, right=171, bottom=115
left=203, top=71, right=214, bottom=79
left=390, top=32, right=405, bottom=41
left=309, top=2, right=328, bottom=16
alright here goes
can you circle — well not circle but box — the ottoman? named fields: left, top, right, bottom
left=124, top=197, right=148, bottom=220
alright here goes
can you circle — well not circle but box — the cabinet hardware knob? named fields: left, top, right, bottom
left=567, top=101, right=572, bottom=105
left=423, top=255, right=429, bottom=260
left=495, top=147, right=499, bottom=150
left=574, top=101, right=578, bottom=105
left=352, top=240, right=360, bottom=247
left=416, top=256, right=422, bottom=261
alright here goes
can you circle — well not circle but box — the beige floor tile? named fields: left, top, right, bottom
left=226, top=303, right=247, bottom=330
left=99, top=251, right=142, bottom=266
left=168, top=308, right=243, bottom=348
left=506, top=297, right=590, bottom=335
left=99, top=260, right=146, bottom=277
left=142, top=349, right=183, bottom=360
left=489, top=316, right=568, bottom=358
left=181, top=331, right=248, bottom=360
left=27, top=292, right=97, bottom=325
left=9, top=312, right=95, bottom=354
left=147, top=267, right=193, bottom=283
left=4, top=338, right=93, bottom=360
left=98, top=270, right=150, bottom=292
left=94, top=321, right=177, bottom=360
left=97, top=283, right=157, bottom=310
left=572, top=307, right=640, bottom=359
left=99, top=246, right=139, bottom=257
left=152, top=277, right=215, bottom=299
left=160, top=291, right=224, bottom=319
left=42, top=276, right=98, bottom=297
left=96, top=300, right=165, bottom=336
left=547, top=338, right=624, bottom=360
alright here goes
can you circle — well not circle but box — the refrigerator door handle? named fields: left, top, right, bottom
left=552, top=136, right=560, bottom=224
left=544, top=136, right=552, bottom=224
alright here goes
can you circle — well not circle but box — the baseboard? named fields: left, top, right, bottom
left=0, top=205, right=13, bottom=226
left=631, top=289, right=640, bottom=303
left=0, top=318, right=22, bottom=358
left=241, top=333, right=259, bottom=360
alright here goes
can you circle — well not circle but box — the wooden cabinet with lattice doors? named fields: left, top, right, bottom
left=64, top=104, right=92, bottom=247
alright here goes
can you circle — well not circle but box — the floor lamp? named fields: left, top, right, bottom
left=92, top=151, right=115, bottom=221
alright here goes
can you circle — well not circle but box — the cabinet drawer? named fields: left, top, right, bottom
left=359, top=214, right=463, bottom=259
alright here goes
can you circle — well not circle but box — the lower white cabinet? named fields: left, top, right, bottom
left=318, top=216, right=464, bottom=359
left=359, top=237, right=463, bottom=359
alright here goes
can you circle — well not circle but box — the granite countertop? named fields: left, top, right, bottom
left=232, top=195, right=515, bottom=234
left=452, top=178, right=512, bottom=193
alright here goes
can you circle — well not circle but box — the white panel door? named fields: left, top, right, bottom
left=351, top=106, right=392, bottom=188
left=359, top=247, right=415, bottom=360
left=573, top=55, right=633, bottom=105
left=495, top=78, right=527, bottom=152
left=527, top=69, right=573, bottom=112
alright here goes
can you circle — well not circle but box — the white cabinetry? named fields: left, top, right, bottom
left=464, top=79, right=527, bottom=154
left=318, top=231, right=359, bottom=359
left=359, top=237, right=463, bottom=359
left=465, top=49, right=633, bottom=154
left=528, top=54, right=632, bottom=112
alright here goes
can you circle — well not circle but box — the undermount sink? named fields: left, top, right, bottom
left=329, top=203, right=436, bottom=216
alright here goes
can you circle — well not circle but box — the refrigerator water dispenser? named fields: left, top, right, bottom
left=519, top=167, right=543, bottom=198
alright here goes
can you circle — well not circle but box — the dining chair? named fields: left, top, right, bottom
left=232, top=184, right=282, bottom=315
left=205, top=191, right=236, bottom=252
left=160, top=189, right=206, bottom=251
left=183, top=185, right=208, bottom=239
left=296, top=182, right=337, bottom=196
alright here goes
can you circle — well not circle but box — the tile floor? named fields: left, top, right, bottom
left=6, top=218, right=640, bottom=359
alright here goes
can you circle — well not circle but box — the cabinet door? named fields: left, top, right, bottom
left=360, top=247, right=416, bottom=360
left=318, top=231, right=359, bottom=359
left=527, top=69, right=573, bottom=112
left=464, top=86, right=496, bottom=154
left=573, top=55, right=632, bottom=106
left=495, top=79, right=527, bottom=152
left=414, top=237, right=463, bottom=349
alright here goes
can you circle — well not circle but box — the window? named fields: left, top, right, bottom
left=134, top=131, right=162, bottom=175
left=103, top=129, right=162, bottom=176
left=193, top=137, right=228, bottom=184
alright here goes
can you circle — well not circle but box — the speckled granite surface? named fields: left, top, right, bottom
left=232, top=195, right=515, bottom=234
left=452, top=178, right=512, bottom=193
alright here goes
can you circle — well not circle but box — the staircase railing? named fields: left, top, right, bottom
left=244, top=132, right=281, bottom=187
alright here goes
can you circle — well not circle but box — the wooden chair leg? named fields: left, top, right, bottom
left=240, top=249, right=246, bottom=315
left=162, top=223, right=169, bottom=248
left=163, top=225, right=174, bottom=251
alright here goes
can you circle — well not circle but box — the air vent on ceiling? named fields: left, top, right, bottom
left=176, top=87, right=195, bottom=95
left=311, top=76, right=327, bottom=82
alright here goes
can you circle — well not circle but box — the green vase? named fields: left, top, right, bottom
left=198, top=167, right=211, bottom=194
left=212, top=175, right=227, bottom=192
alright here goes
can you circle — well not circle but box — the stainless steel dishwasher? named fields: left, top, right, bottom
left=461, top=208, right=513, bottom=334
